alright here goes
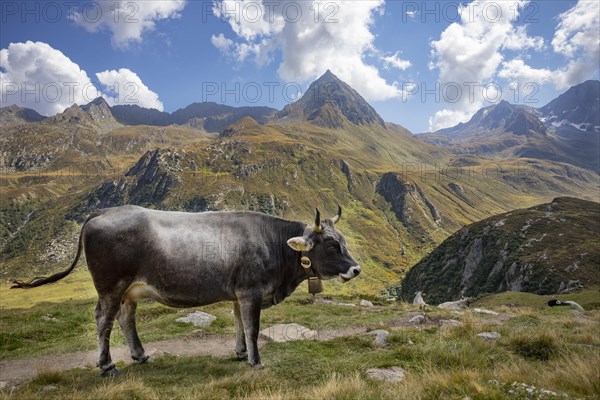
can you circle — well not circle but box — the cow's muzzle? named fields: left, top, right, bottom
left=339, top=266, right=361, bottom=282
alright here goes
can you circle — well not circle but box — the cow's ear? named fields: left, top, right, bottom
left=287, top=236, right=314, bottom=252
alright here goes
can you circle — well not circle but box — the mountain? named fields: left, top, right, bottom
left=275, top=70, right=385, bottom=128
left=2, top=74, right=600, bottom=297
left=0, top=104, right=46, bottom=125
left=419, top=83, right=600, bottom=172
left=109, top=104, right=172, bottom=126
left=399, top=197, right=600, bottom=304
left=111, top=102, right=277, bottom=133
left=435, top=100, right=546, bottom=138
left=538, top=80, right=600, bottom=135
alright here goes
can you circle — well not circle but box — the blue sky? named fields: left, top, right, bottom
left=1, top=0, right=598, bottom=132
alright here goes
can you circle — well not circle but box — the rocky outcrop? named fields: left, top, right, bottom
left=376, top=173, right=441, bottom=227
left=69, top=148, right=185, bottom=221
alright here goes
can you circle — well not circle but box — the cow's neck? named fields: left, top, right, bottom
left=272, top=222, right=311, bottom=305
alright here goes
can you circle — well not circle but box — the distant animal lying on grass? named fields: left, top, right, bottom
left=438, top=297, right=471, bottom=310
left=11, top=205, right=361, bottom=376
left=546, top=298, right=584, bottom=311
left=413, top=291, right=428, bottom=307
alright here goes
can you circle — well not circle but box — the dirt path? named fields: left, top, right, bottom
left=0, top=310, right=513, bottom=384
left=0, top=326, right=367, bottom=383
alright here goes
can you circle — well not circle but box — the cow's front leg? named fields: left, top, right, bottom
left=233, top=301, right=247, bottom=360
left=239, top=296, right=263, bottom=369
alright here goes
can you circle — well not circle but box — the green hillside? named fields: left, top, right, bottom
left=399, top=197, right=600, bottom=303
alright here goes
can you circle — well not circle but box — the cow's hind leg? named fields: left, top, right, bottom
left=95, top=296, right=121, bottom=376
left=239, top=296, right=263, bottom=369
left=233, top=302, right=247, bottom=360
left=117, top=300, right=149, bottom=364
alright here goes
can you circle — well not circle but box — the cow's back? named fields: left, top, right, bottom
left=82, top=206, right=299, bottom=306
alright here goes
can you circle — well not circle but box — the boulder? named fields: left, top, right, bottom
left=359, top=299, right=374, bottom=307
left=408, top=314, right=425, bottom=324
left=366, top=366, right=406, bottom=382
left=473, top=308, right=499, bottom=316
left=477, top=332, right=501, bottom=341
left=175, top=311, right=216, bottom=327
left=439, top=319, right=461, bottom=329
left=259, top=323, right=317, bottom=342
left=364, top=329, right=389, bottom=347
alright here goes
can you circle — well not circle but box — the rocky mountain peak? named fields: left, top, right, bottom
left=220, top=116, right=260, bottom=137
left=275, top=70, right=385, bottom=128
left=538, top=80, right=600, bottom=132
left=0, top=104, right=46, bottom=125
left=81, top=97, right=116, bottom=122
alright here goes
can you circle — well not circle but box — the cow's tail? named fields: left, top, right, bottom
left=11, top=212, right=101, bottom=289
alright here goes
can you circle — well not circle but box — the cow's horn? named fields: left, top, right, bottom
left=314, top=208, right=322, bottom=232
left=331, top=205, right=342, bottom=224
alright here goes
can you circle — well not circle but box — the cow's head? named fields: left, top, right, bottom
left=287, top=206, right=361, bottom=282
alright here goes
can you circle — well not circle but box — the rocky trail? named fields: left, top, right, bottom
left=0, top=309, right=507, bottom=385
left=0, top=325, right=366, bottom=384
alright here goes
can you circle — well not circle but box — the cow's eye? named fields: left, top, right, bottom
left=327, top=243, right=341, bottom=253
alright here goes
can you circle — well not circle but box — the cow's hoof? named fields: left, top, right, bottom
left=101, top=367, right=120, bottom=377
left=251, top=363, right=265, bottom=370
left=133, top=354, right=150, bottom=364
left=236, top=351, right=248, bottom=361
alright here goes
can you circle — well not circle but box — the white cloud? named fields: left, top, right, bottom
left=210, top=33, right=264, bottom=63
left=550, top=0, right=599, bottom=88
left=73, top=0, right=186, bottom=49
left=0, top=41, right=97, bottom=115
left=498, top=59, right=552, bottom=83
left=483, top=1, right=599, bottom=92
left=96, top=68, right=164, bottom=111
left=211, top=33, right=234, bottom=53
left=0, top=41, right=164, bottom=115
left=382, top=52, right=411, bottom=71
left=211, top=0, right=406, bottom=101
left=552, top=1, right=599, bottom=58
left=428, top=0, right=545, bottom=130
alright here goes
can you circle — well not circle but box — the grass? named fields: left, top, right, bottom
left=0, top=288, right=405, bottom=361
left=1, top=293, right=599, bottom=399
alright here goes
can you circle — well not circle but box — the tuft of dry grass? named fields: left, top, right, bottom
left=82, top=376, right=160, bottom=400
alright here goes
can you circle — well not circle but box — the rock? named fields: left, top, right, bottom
left=408, top=314, right=425, bottom=324
left=42, top=385, right=58, bottom=392
left=366, top=366, right=406, bottom=382
left=259, top=323, right=317, bottom=342
left=42, top=314, right=58, bottom=321
left=477, top=332, right=501, bottom=341
left=175, top=311, right=216, bottom=327
left=359, top=299, right=374, bottom=307
left=439, top=319, right=461, bottom=329
left=473, top=308, right=499, bottom=316
left=364, top=330, right=389, bottom=347
left=407, top=339, right=415, bottom=346
left=319, top=299, right=356, bottom=307
left=0, top=381, right=7, bottom=390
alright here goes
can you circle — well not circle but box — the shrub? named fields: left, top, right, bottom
left=509, top=333, right=559, bottom=361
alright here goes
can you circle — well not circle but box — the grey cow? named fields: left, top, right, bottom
left=12, top=205, right=361, bottom=376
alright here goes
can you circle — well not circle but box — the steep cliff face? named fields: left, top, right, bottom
left=376, top=172, right=441, bottom=227
left=399, top=197, right=600, bottom=303
left=69, top=149, right=186, bottom=220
